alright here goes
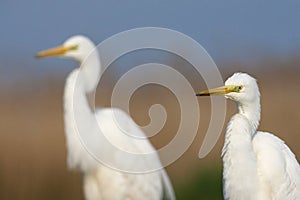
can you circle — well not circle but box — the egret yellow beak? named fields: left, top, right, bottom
left=196, top=85, right=236, bottom=96
left=35, top=45, right=78, bottom=58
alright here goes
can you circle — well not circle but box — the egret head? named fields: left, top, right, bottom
left=196, top=72, right=260, bottom=104
left=36, top=35, right=96, bottom=62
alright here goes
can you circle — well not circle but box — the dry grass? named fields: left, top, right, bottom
left=1, top=59, right=300, bottom=199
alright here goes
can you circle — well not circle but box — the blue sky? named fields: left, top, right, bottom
left=1, top=0, right=300, bottom=83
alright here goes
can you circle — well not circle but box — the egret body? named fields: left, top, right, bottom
left=36, top=35, right=175, bottom=200
left=197, top=72, right=300, bottom=200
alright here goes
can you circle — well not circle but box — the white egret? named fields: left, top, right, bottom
left=197, top=72, right=300, bottom=200
left=36, top=35, right=175, bottom=200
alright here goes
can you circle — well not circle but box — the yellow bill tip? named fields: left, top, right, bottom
left=35, top=52, right=45, bottom=59
left=35, top=45, right=70, bottom=59
left=195, top=91, right=211, bottom=96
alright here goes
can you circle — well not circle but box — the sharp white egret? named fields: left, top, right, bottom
left=36, top=35, right=176, bottom=200
left=196, top=72, right=300, bottom=200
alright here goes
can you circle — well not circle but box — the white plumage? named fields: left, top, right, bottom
left=197, top=72, right=300, bottom=200
left=36, top=35, right=175, bottom=200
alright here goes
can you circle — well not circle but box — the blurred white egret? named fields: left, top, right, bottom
left=36, top=35, right=175, bottom=200
left=197, top=72, right=300, bottom=200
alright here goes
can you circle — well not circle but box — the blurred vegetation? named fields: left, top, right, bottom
left=175, top=166, right=223, bottom=200
left=0, top=56, right=300, bottom=199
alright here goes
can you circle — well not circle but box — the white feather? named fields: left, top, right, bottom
left=217, top=72, right=300, bottom=200
left=40, top=35, right=175, bottom=200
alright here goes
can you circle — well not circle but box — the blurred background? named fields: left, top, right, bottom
left=1, top=1, right=300, bottom=199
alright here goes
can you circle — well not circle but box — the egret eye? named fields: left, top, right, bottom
left=69, top=45, right=79, bottom=51
left=232, top=86, right=243, bottom=92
